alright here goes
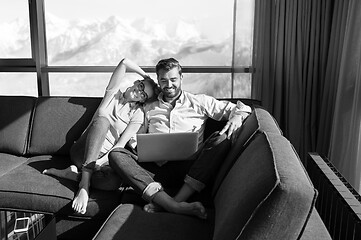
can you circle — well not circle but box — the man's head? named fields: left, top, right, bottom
left=155, top=58, right=183, bottom=100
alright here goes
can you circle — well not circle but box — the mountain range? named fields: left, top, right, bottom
left=0, top=14, right=252, bottom=97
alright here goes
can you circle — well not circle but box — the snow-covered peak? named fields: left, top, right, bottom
left=0, top=13, right=233, bottom=66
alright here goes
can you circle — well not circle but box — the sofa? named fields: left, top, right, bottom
left=0, top=95, right=331, bottom=239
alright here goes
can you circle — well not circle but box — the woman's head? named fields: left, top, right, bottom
left=123, top=77, right=160, bottom=103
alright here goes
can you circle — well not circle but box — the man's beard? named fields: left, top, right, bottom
left=162, top=87, right=181, bottom=98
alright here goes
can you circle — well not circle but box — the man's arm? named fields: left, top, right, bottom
left=219, top=101, right=251, bottom=139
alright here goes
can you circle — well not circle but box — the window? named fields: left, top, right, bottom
left=49, top=73, right=111, bottom=96
left=0, top=0, right=254, bottom=98
left=0, top=0, right=31, bottom=58
left=44, top=0, right=235, bottom=66
left=0, top=73, right=37, bottom=96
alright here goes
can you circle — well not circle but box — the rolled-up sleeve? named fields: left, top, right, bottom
left=229, top=100, right=252, bottom=119
left=200, top=94, right=251, bottom=121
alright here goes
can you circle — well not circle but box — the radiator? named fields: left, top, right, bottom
left=306, top=153, right=361, bottom=240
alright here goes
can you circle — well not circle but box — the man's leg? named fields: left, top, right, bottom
left=174, top=131, right=231, bottom=202
left=108, top=148, right=155, bottom=193
left=108, top=149, right=207, bottom=218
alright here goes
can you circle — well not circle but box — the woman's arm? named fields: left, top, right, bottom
left=95, top=122, right=142, bottom=167
left=106, top=58, right=148, bottom=91
left=112, top=122, right=142, bottom=149
left=97, top=58, right=147, bottom=112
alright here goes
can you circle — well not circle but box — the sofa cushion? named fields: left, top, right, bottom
left=0, top=96, right=36, bottom=155
left=213, top=132, right=279, bottom=240
left=0, top=155, right=122, bottom=218
left=93, top=204, right=214, bottom=240
left=0, top=155, right=75, bottom=214
left=239, top=133, right=317, bottom=239
left=28, top=97, right=101, bottom=155
left=0, top=153, right=28, bottom=177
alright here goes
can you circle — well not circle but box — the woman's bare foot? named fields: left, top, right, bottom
left=43, top=165, right=79, bottom=181
left=72, top=187, right=89, bottom=214
left=143, top=203, right=163, bottom=213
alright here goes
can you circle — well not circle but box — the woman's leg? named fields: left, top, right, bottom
left=42, top=165, right=79, bottom=181
left=91, top=164, right=123, bottom=191
left=43, top=116, right=111, bottom=214
left=42, top=127, right=88, bottom=180
left=42, top=117, right=106, bottom=179
left=72, top=116, right=111, bottom=214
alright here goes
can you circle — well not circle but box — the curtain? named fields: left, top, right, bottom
left=329, top=0, right=361, bottom=192
left=316, top=0, right=349, bottom=156
left=252, top=0, right=349, bottom=162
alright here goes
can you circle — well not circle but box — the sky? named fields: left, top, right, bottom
left=0, top=0, right=253, bottom=42
left=0, top=0, right=29, bottom=22
left=0, top=0, right=234, bottom=22
left=45, top=0, right=235, bottom=43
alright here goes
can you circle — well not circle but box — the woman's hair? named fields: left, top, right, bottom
left=155, top=58, right=182, bottom=76
left=142, top=76, right=160, bottom=103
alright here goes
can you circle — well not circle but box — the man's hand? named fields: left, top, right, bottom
left=219, top=112, right=249, bottom=139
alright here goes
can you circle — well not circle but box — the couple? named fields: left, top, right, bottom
left=43, top=57, right=251, bottom=219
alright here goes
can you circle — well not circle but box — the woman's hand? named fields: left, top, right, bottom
left=95, top=154, right=108, bottom=170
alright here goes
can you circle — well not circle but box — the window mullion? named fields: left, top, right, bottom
left=29, top=0, right=49, bottom=96
left=231, top=0, right=238, bottom=99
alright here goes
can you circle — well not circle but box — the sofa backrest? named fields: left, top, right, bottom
left=28, top=97, right=101, bottom=155
left=213, top=132, right=316, bottom=240
left=0, top=96, right=36, bottom=155
left=211, top=107, right=283, bottom=196
left=254, top=107, right=283, bottom=135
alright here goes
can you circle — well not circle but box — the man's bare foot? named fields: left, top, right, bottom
left=43, top=165, right=79, bottom=181
left=143, top=203, right=163, bottom=213
left=144, top=201, right=207, bottom=219
left=72, top=187, right=89, bottom=214
left=176, top=201, right=207, bottom=219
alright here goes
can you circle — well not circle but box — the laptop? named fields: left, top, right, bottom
left=136, top=132, right=199, bottom=162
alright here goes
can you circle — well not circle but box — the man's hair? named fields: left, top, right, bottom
left=155, top=58, right=182, bottom=76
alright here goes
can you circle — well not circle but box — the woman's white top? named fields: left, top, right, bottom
left=96, top=88, right=144, bottom=155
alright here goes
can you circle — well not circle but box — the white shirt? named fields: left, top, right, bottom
left=144, top=91, right=252, bottom=146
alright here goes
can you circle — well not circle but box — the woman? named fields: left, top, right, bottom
left=43, top=58, right=159, bottom=214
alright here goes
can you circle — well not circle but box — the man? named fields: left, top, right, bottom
left=109, top=58, right=251, bottom=219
